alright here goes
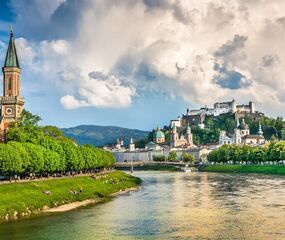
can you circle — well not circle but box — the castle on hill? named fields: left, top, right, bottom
left=170, top=99, right=264, bottom=129
left=0, top=30, right=24, bottom=142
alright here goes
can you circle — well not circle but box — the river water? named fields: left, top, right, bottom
left=0, top=171, right=285, bottom=240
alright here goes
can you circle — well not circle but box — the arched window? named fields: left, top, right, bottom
left=8, top=78, right=12, bottom=91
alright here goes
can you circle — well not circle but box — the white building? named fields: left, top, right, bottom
left=170, top=117, right=182, bottom=128
left=111, top=138, right=169, bottom=162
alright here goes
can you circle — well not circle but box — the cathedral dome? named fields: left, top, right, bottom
left=153, top=127, right=165, bottom=139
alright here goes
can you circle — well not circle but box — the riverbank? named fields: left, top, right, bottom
left=199, top=165, right=285, bottom=175
left=0, top=171, right=141, bottom=220
left=134, top=164, right=182, bottom=171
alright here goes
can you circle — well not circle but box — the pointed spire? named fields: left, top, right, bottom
left=130, top=137, right=133, bottom=144
left=4, top=28, right=20, bottom=68
left=236, top=117, right=240, bottom=128
left=172, top=125, right=177, bottom=133
left=186, top=122, right=191, bottom=134
left=258, top=122, right=263, bottom=135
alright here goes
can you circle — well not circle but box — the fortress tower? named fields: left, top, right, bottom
left=0, top=30, right=24, bottom=142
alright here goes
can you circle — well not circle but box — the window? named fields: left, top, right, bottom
left=8, top=78, right=12, bottom=91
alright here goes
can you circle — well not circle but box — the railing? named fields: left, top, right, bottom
left=0, top=96, right=24, bottom=103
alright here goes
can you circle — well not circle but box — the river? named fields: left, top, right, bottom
left=0, top=171, right=285, bottom=240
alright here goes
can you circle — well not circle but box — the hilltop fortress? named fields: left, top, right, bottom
left=171, top=99, right=264, bottom=128
left=187, top=99, right=255, bottom=117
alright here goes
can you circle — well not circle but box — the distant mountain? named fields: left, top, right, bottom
left=61, top=125, right=150, bottom=147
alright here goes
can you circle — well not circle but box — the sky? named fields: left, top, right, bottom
left=0, top=0, right=285, bottom=130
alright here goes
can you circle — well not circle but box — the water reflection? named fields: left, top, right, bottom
left=0, top=172, right=285, bottom=240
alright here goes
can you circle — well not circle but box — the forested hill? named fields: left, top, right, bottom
left=61, top=125, right=149, bottom=147
left=159, top=113, right=285, bottom=146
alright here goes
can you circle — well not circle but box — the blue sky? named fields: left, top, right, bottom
left=1, top=0, right=285, bottom=130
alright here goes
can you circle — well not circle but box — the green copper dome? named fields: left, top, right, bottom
left=153, top=127, right=165, bottom=139
left=4, top=30, right=20, bottom=68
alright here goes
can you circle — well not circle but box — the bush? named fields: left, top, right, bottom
left=168, top=151, right=177, bottom=161
left=153, top=155, right=165, bottom=162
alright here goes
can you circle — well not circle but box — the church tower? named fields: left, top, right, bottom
left=129, top=138, right=135, bottom=151
left=0, top=30, right=24, bottom=141
left=170, top=125, right=179, bottom=148
left=186, top=123, right=193, bottom=146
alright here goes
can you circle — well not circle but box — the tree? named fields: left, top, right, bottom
left=43, top=149, right=62, bottom=174
left=39, top=136, right=66, bottom=171
left=7, top=141, right=31, bottom=171
left=22, top=142, right=45, bottom=174
left=6, top=110, right=43, bottom=144
left=168, top=151, right=177, bottom=161
left=0, top=144, right=23, bottom=176
left=42, top=125, right=64, bottom=139
left=207, top=150, right=218, bottom=162
left=81, top=144, right=99, bottom=170
left=182, top=152, right=195, bottom=163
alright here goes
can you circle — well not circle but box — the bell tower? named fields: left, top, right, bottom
left=0, top=29, right=25, bottom=142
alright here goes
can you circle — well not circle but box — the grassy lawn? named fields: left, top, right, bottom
left=199, top=165, right=285, bottom=175
left=0, top=171, right=141, bottom=219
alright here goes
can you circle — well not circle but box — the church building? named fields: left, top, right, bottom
left=219, top=118, right=265, bottom=146
left=170, top=123, right=193, bottom=148
left=0, top=30, right=24, bottom=142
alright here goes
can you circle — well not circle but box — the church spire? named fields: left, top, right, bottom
left=258, top=122, right=263, bottom=136
left=186, top=122, right=191, bottom=134
left=4, top=28, right=20, bottom=68
left=236, top=117, right=240, bottom=128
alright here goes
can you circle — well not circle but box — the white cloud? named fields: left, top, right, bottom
left=60, top=95, right=88, bottom=109
left=9, top=0, right=285, bottom=117
left=61, top=71, right=136, bottom=109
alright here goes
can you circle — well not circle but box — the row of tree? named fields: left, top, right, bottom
left=207, top=141, right=285, bottom=163
left=0, top=141, right=115, bottom=176
left=153, top=151, right=195, bottom=163
left=0, top=110, right=115, bottom=176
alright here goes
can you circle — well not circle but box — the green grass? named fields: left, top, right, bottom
left=0, top=171, right=141, bottom=219
left=137, top=164, right=181, bottom=171
left=199, top=165, right=285, bottom=175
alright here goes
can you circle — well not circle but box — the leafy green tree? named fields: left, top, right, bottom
left=0, top=144, right=23, bottom=176
left=207, top=150, right=218, bottom=162
left=252, top=147, right=265, bottom=163
left=42, top=125, right=64, bottom=139
left=168, top=151, right=177, bottom=161
left=81, top=144, right=99, bottom=170
left=43, top=149, right=62, bottom=173
left=7, top=110, right=43, bottom=143
left=7, top=141, right=31, bottom=170
left=182, top=152, right=195, bottom=163
left=22, top=142, right=45, bottom=174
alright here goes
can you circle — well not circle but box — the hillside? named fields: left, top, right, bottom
left=61, top=125, right=149, bottom=146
